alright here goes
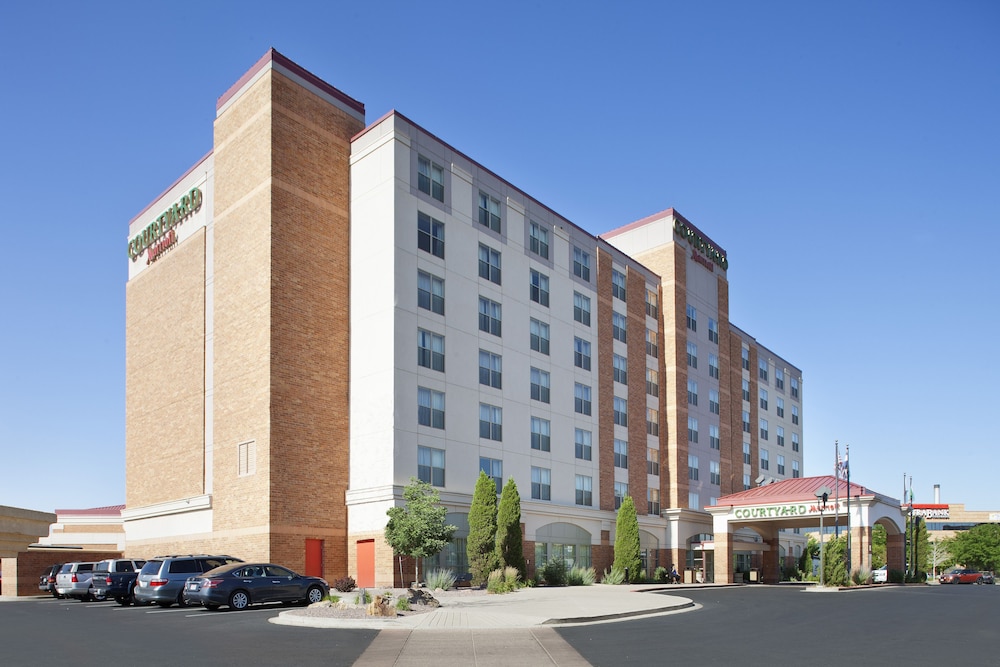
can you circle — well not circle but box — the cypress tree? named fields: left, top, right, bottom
left=495, top=477, right=526, bottom=578
left=612, top=496, right=641, bottom=581
left=467, top=470, right=499, bottom=585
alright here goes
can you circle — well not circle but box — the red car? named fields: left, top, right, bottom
left=939, top=568, right=985, bottom=584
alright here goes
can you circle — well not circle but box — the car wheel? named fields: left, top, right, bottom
left=92, top=589, right=106, bottom=602
left=176, top=592, right=189, bottom=608
left=229, top=590, right=250, bottom=610
left=306, top=586, right=324, bottom=605
left=205, top=603, right=220, bottom=611
left=114, top=596, right=127, bottom=605
left=977, top=577, right=984, bottom=585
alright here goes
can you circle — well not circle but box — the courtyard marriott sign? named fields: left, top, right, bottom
left=731, top=502, right=846, bottom=520
left=127, top=187, right=203, bottom=264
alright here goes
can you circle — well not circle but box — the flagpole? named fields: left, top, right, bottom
left=845, top=444, right=851, bottom=577
left=834, top=440, right=840, bottom=538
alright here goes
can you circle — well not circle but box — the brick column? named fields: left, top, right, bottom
left=887, top=532, right=905, bottom=573
left=762, top=534, right=781, bottom=584
left=851, top=525, right=871, bottom=572
left=713, top=531, right=735, bottom=584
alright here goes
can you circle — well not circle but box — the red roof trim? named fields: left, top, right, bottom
left=716, top=476, right=875, bottom=508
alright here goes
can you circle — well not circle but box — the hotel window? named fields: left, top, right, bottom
left=478, top=244, right=501, bottom=284
left=531, top=467, right=551, bottom=501
left=648, top=488, right=660, bottom=516
left=742, top=379, right=750, bottom=402
left=574, top=337, right=591, bottom=370
left=530, top=318, right=550, bottom=355
left=645, top=329, right=657, bottom=358
left=478, top=296, right=502, bottom=336
left=417, top=211, right=445, bottom=258
left=646, top=369, right=659, bottom=397
left=743, top=474, right=752, bottom=491
left=709, top=353, right=719, bottom=379
left=687, top=380, right=698, bottom=406
left=612, top=269, right=627, bottom=301
left=417, top=329, right=445, bottom=372
left=613, top=354, right=628, bottom=385
left=575, top=475, right=593, bottom=506
left=792, top=432, right=800, bottom=452
left=742, top=346, right=750, bottom=371
left=742, top=410, right=751, bottom=433
left=530, top=367, right=550, bottom=403
left=238, top=440, right=256, bottom=477
left=709, top=389, right=720, bottom=415
left=775, top=368, right=785, bottom=391
left=709, top=497, right=718, bottom=507
left=710, top=460, right=721, bottom=485
left=574, top=383, right=592, bottom=415
left=573, top=292, right=591, bottom=326
left=479, top=350, right=502, bottom=389
left=759, top=359, right=769, bottom=382
left=686, top=304, right=697, bottom=331
left=613, top=397, right=628, bottom=426
left=760, top=448, right=770, bottom=471
left=688, top=454, right=699, bottom=481
left=743, top=442, right=751, bottom=465
left=531, top=417, right=550, bottom=452
left=479, top=403, right=502, bottom=441
left=529, top=221, right=549, bottom=259
left=645, top=289, right=658, bottom=318
left=710, top=424, right=720, bottom=450
left=760, top=418, right=769, bottom=440
left=792, top=405, right=799, bottom=425
left=573, top=247, right=591, bottom=282
left=480, top=457, right=503, bottom=492
left=687, top=342, right=698, bottom=368
left=708, top=318, right=719, bottom=344
left=418, top=446, right=445, bottom=487
left=529, top=269, right=550, bottom=307
left=478, top=191, right=501, bottom=232
left=417, top=271, right=444, bottom=315
left=612, top=312, right=627, bottom=342
left=647, top=408, right=659, bottom=436
left=776, top=397, right=785, bottom=418
left=417, top=156, right=444, bottom=202
left=792, top=460, right=801, bottom=478
left=614, top=438, right=628, bottom=469
left=575, top=428, right=592, bottom=461
left=777, top=454, right=786, bottom=476
left=417, top=387, right=445, bottom=429
left=614, top=482, right=629, bottom=510
left=791, top=377, right=800, bottom=399
left=647, top=448, right=659, bottom=476
left=759, top=389, right=768, bottom=411
left=689, top=492, right=700, bottom=510
left=688, top=416, right=699, bottom=443
left=777, top=426, right=785, bottom=447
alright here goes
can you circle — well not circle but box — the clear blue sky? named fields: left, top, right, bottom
left=1, top=1, right=997, bottom=514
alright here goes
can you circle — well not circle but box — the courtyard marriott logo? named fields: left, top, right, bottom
left=128, top=187, right=203, bottom=264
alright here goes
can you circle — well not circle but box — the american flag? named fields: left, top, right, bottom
left=837, top=451, right=849, bottom=479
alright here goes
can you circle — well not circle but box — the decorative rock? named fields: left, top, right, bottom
left=407, top=588, right=439, bottom=607
left=366, top=595, right=397, bottom=617
left=309, top=600, right=334, bottom=608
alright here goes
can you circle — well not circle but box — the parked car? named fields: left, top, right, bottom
left=91, top=559, right=146, bottom=605
left=38, top=564, right=64, bottom=598
left=979, top=571, right=995, bottom=585
left=183, top=562, right=328, bottom=611
left=872, top=566, right=888, bottom=584
left=939, top=568, right=984, bottom=584
left=134, top=555, right=243, bottom=608
left=55, top=562, right=99, bottom=600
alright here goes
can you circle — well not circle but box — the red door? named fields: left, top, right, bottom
left=305, top=539, right=324, bottom=578
left=357, top=539, right=375, bottom=588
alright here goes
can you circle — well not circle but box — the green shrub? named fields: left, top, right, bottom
left=888, top=569, right=905, bottom=584
left=567, top=566, right=596, bottom=586
left=425, top=568, right=458, bottom=591
left=540, top=559, right=567, bottom=586
left=325, top=594, right=341, bottom=604
left=487, top=568, right=513, bottom=594
left=503, top=566, right=521, bottom=589
left=601, top=567, right=626, bottom=585
left=333, top=576, right=357, bottom=592
left=395, top=597, right=411, bottom=611
left=354, top=590, right=371, bottom=605
left=654, top=566, right=668, bottom=583
left=851, top=567, right=872, bottom=586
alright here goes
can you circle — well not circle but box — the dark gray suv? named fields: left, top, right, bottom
left=134, top=555, right=243, bottom=607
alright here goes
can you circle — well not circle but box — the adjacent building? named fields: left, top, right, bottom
left=123, top=49, right=804, bottom=586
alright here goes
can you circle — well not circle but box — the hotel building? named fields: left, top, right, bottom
left=123, top=50, right=804, bottom=586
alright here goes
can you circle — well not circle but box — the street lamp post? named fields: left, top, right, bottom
left=816, top=486, right=831, bottom=587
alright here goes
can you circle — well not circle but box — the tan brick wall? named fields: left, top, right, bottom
left=347, top=531, right=397, bottom=587
left=125, top=230, right=207, bottom=508
left=2, top=549, right=121, bottom=597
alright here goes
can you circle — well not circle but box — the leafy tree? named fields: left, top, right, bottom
left=467, top=470, right=499, bottom=585
left=870, top=524, right=887, bottom=569
left=906, top=515, right=931, bottom=573
left=385, top=477, right=456, bottom=585
left=495, top=477, right=526, bottom=579
left=949, top=523, right=1000, bottom=571
left=612, top=496, right=641, bottom=582
left=928, top=538, right=952, bottom=576
left=799, top=536, right=819, bottom=577
left=823, top=535, right=848, bottom=586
